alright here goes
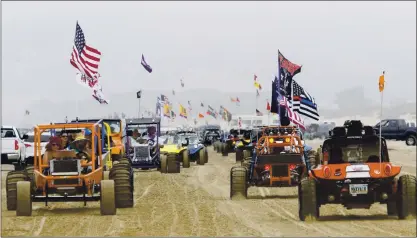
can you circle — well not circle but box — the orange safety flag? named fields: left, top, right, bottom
left=379, top=72, right=385, bottom=92
left=198, top=113, right=204, bottom=118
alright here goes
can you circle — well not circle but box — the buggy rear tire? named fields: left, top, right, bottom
left=204, top=148, right=208, bottom=163
left=160, top=155, right=168, bottom=173
left=182, top=150, right=190, bottom=168
left=197, top=149, right=205, bottom=165
left=24, top=166, right=35, bottom=193
left=213, top=142, right=218, bottom=152
left=16, top=181, right=32, bottom=216
left=100, top=180, right=116, bottom=215
left=110, top=165, right=134, bottom=208
left=299, top=177, right=319, bottom=221
left=221, top=143, right=228, bottom=157
left=6, top=171, right=27, bottom=211
left=243, top=150, right=251, bottom=160
left=235, top=149, right=243, bottom=162
left=230, top=166, right=247, bottom=199
left=397, top=174, right=416, bottom=219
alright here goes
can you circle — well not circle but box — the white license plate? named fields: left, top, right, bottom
left=349, top=184, right=368, bottom=195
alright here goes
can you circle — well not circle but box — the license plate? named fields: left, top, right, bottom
left=349, top=184, right=368, bottom=195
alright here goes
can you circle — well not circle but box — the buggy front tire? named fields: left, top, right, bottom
left=235, top=149, right=243, bottom=162
left=182, top=150, right=190, bottom=168
left=230, top=166, right=247, bottom=199
left=6, top=171, right=27, bottom=211
left=299, top=177, right=319, bottom=221
left=197, top=149, right=205, bottom=165
left=221, top=143, right=228, bottom=157
left=397, top=174, right=416, bottom=219
left=204, top=148, right=208, bottom=163
left=100, top=180, right=116, bottom=215
left=110, top=167, right=134, bottom=208
left=16, top=181, right=32, bottom=216
left=160, top=155, right=168, bottom=173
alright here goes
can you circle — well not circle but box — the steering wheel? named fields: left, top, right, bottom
left=76, top=151, right=91, bottom=161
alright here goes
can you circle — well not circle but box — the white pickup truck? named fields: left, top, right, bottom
left=1, top=126, right=28, bottom=165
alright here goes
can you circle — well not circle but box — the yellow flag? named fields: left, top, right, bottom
left=379, top=72, right=385, bottom=92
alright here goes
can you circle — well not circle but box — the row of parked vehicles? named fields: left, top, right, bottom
left=207, top=121, right=416, bottom=221
left=2, top=117, right=211, bottom=216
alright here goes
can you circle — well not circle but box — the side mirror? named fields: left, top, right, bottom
left=22, top=134, right=29, bottom=140
left=126, top=130, right=133, bottom=137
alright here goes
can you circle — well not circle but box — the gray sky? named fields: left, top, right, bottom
left=2, top=1, right=416, bottom=125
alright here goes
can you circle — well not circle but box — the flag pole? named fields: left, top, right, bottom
left=379, top=71, right=385, bottom=176
left=277, top=50, right=281, bottom=126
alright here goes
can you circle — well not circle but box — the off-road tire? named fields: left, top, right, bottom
left=167, top=156, right=180, bottom=173
left=243, top=150, right=251, bottom=160
left=100, top=180, right=116, bottom=215
left=235, top=149, right=243, bottom=162
left=110, top=165, right=134, bottom=208
left=213, top=142, right=218, bottom=152
left=16, top=181, right=32, bottom=216
left=222, top=143, right=228, bottom=157
left=204, top=148, right=208, bottom=163
left=196, top=149, right=205, bottom=165
left=387, top=201, right=398, bottom=216
left=397, top=174, right=416, bottom=219
left=6, top=171, right=27, bottom=211
left=405, top=135, right=416, bottom=146
left=112, top=154, right=123, bottom=162
left=230, top=166, right=248, bottom=199
left=182, top=150, right=190, bottom=168
left=299, top=177, right=319, bottom=221
left=160, top=155, right=168, bottom=173
left=24, top=166, right=35, bottom=193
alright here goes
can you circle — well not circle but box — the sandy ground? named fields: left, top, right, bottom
left=1, top=140, right=416, bottom=237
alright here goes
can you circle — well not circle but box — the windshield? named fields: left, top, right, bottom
left=104, top=120, right=121, bottom=134
left=328, top=139, right=386, bottom=164
left=26, top=134, right=50, bottom=143
left=1, top=128, right=16, bottom=138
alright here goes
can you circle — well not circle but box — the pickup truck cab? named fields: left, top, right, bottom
left=1, top=126, right=28, bottom=165
left=374, top=119, right=417, bottom=146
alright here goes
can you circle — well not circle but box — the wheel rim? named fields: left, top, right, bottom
left=407, top=137, right=415, bottom=144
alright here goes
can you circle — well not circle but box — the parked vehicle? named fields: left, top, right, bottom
left=373, top=119, right=417, bottom=146
left=1, top=126, right=28, bottom=169
left=23, top=131, right=50, bottom=165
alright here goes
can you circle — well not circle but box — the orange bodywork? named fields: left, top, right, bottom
left=310, top=162, right=401, bottom=180
left=254, top=127, right=305, bottom=186
left=33, top=123, right=105, bottom=196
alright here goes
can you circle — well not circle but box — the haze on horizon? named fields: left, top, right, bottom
left=2, top=1, right=416, bottom=125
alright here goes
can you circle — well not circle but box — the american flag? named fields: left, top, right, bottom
left=70, top=22, right=102, bottom=79
left=280, top=97, right=305, bottom=130
left=288, top=80, right=319, bottom=121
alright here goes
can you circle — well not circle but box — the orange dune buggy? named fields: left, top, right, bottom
left=298, top=120, right=416, bottom=221
left=5, top=120, right=134, bottom=216
left=230, top=126, right=308, bottom=199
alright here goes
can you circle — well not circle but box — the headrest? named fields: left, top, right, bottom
left=332, top=127, right=346, bottom=137
left=363, top=126, right=375, bottom=136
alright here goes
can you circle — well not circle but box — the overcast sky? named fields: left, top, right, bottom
left=2, top=1, right=416, bottom=124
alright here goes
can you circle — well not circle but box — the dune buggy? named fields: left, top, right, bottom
left=200, top=125, right=221, bottom=146
left=298, top=120, right=416, bottom=221
left=230, top=126, right=309, bottom=199
left=218, top=128, right=252, bottom=157
left=6, top=120, right=134, bottom=216
left=124, top=118, right=178, bottom=173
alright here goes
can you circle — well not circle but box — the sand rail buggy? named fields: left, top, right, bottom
left=200, top=125, right=221, bottom=146
left=218, top=128, right=252, bottom=157
left=235, top=127, right=266, bottom=162
left=161, top=131, right=207, bottom=168
left=298, top=120, right=416, bottom=221
left=6, top=120, right=134, bottom=216
left=230, top=126, right=308, bottom=199
left=124, top=118, right=177, bottom=173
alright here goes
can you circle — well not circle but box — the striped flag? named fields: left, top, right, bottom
left=141, top=54, right=153, bottom=73
left=289, top=80, right=320, bottom=121
left=280, top=97, right=305, bottom=130
left=70, top=22, right=102, bottom=80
